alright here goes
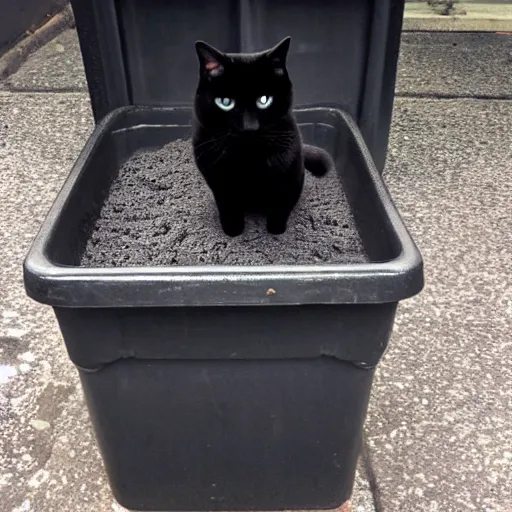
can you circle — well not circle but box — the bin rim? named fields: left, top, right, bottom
left=24, top=105, right=424, bottom=308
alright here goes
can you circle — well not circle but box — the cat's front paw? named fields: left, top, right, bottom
left=267, top=219, right=287, bottom=235
left=220, top=217, right=245, bottom=237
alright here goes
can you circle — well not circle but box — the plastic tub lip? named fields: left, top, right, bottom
left=23, top=106, right=424, bottom=308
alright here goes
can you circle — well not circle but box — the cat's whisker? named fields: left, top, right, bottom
left=193, top=132, right=231, bottom=152
left=196, top=145, right=224, bottom=162
left=204, top=147, right=228, bottom=170
left=195, top=133, right=232, bottom=160
left=196, top=135, right=231, bottom=162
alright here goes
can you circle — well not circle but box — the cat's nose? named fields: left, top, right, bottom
left=242, top=113, right=259, bottom=132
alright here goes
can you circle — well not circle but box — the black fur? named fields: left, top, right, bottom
left=192, top=37, right=334, bottom=236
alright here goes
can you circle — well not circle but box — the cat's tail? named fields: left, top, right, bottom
left=303, top=144, right=335, bottom=177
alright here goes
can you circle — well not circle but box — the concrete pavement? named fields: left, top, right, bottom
left=370, top=97, right=512, bottom=512
left=0, top=27, right=511, bottom=512
left=1, top=29, right=85, bottom=92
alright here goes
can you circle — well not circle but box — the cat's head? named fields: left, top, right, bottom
left=194, top=37, right=292, bottom=134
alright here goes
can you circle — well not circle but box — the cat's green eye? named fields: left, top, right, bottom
left=215, top=97, right=235, bottom=111
left=256, top=95, right=273, bottom=109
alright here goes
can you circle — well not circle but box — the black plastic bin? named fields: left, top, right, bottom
left=24, top=0, right=423, bottom=510
left=24, top=106, right=422, bottom=511
left=69, top=0, right=406, bottom=173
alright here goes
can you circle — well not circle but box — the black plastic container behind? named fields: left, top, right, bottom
left=71, top=0, right=405, bottom=171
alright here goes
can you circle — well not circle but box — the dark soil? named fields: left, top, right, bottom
left=81, top=139, right=368, bottom=267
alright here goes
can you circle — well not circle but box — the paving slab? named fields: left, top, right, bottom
left=1, top=29, right=87, bottom=91
left=365, top=98, right=512, bottom=512
left=0, top=91, right=374, bottom=511
left=397, top=32, right=512, bottom=98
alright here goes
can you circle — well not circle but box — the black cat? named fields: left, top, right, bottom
left=192, top=37, right=334, bottom=236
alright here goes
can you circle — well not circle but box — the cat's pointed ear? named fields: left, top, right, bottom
left=195, top=41, right=226, bottom=77
left=266, top=36, right=291, bottom=75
